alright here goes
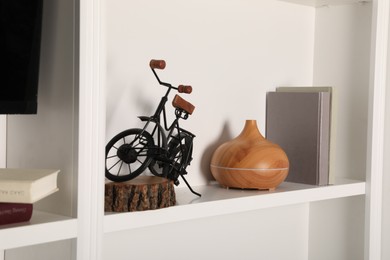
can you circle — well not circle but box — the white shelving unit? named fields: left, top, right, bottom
left=0, top=212, right=77, bottom=250
left=97, top=0, right=389, bottom=259
left=105, top=179, right=365, bottom=233
left=279, top=0, right=373, bottom=7
left=1, top=0, right=388, bottom=259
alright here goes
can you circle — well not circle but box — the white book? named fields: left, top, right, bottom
left=0, top=168, right=59, bottom=203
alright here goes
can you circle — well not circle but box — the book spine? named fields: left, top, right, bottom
left=317, top=92, right=331, bottom=186
left=0, top=203, right=33, bottom=225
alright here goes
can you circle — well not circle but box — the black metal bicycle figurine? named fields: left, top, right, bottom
left=105, top=59, right=201, bottom=197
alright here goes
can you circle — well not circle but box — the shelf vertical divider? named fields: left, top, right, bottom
left=0, top=115, right=5, bottom=259
left=78, top=0, right=105, bottom=259
left=0, top=115, right=6, bottom=168
left=365, top=0, right=390, bottom=259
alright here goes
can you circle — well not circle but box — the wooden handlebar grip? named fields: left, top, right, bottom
left=149, top=59, right=166, bottom=69
left=178, top=85, right=192, bottom=94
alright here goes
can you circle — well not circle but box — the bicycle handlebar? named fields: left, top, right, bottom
left=150, top=59, right=193, bottom=94
left=178, top=85, right=192, bottom=94
left=150, top=59, right=166, bottom=70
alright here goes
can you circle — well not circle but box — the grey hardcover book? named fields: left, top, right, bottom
left=275, top=86, right=335, bottom=184
left=266, top=91, right=331, bottom=186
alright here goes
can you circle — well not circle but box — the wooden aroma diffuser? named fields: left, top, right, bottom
left=210, top=120, right=289, bottom=190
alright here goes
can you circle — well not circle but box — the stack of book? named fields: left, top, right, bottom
left=266, top=87, right=334, bottom=186
left=0, top=168, right=59, bottom=226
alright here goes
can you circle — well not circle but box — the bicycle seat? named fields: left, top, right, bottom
left=172, top=94, right=195, bottom=115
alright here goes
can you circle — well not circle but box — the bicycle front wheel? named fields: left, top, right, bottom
left=105, top=128, right=154, bottom=182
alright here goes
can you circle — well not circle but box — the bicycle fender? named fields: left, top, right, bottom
left=138, top=116, right=151, bottom=122
left=180, top=128, right=196, bottom=138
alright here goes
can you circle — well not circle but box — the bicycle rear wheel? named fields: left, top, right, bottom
left=105, top=128, right=154, bottom=182
left=166, top=133, right=194, bottom=184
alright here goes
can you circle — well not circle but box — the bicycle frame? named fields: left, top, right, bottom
left=138, top=89, right=173, bottom=142
left=139, top=62, right=194, bottom=153
left=105, top=59, right=200, bottom=197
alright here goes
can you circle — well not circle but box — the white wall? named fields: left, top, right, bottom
left=312, top=4, right=372, bottom=181
left=104, top=0, right=315, bottom=187
left=104, top=204, right=309, bottom=260
left=309, top=196, right=365, bottom=260
left=5, top=240, right=74, bottom=260
left=309, top=5, right=372, bottom=260
left=103, top=1, right=315, bottom=259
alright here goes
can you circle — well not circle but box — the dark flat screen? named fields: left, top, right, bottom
left=0, top=0, right=43, bottom=114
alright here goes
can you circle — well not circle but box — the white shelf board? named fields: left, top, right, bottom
left=279, top=0, right=372, bottom=7
left=104, top=178, right=365, bottom=233
left=0, top=210, right=77, bottom=250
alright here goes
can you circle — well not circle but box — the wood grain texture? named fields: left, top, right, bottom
left=210, top=120, right=289, bottom=190
left=105, top=176, right=176, bottom=212
left=172, top=94, right=195, bottom=114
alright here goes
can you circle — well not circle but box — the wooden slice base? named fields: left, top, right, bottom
left=105, top=176, right=176, bottom=212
